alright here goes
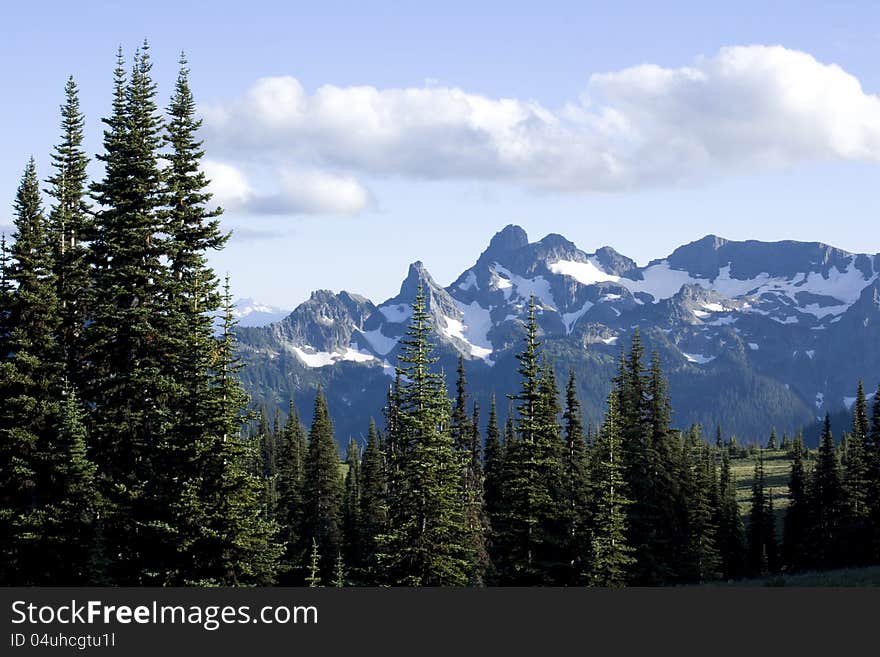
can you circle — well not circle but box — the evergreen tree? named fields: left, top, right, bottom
left=0, top=234, right=11, bottom=355
left=300, top=387, right=344, bottom=583
left=0, top=159, right=61, bottom=585
left=561, top=370, right=591, bottom=584
left=342, top=437, right=361, bottom=574
left=45, top=77, right=91, bottom=384
left=747, top=449, right=775, bottom=576
left=843, top=380, right=871, bottom=564
left=644, top=350, right=680, bottom=584
left=590, top=393, right=634, bottom=587
left=870, top=384, right=880, bottom=560
left=716, top=451, right=746, bottom=579
left=357, top=420, right=387, bottom=584
left=180, top=282, right=281, bottom=585
left=614, top=331, right=659, bottom=584
left=495, top=297, right=564, bottom=584
left=333, top=552, right=345, bottom=587
left=255, top=406, right=279, bottom=518
left=811, top=413, right=843, bottom=569
left=37, top=385, right=103, bottom=584
left=276, top=401, right=307, bottom=582
left=377, top=284, right=470, bottom=585
left=783, top=434, right=810, bottom=572
left=682, top=446, right=721, bottom=583
left=85, top=44, right=177, bottom=583
left=767, top=428, right=778, bottom=450
left=306, top=539, right=321, bottom=588
left=451, top=355, right=471, bottom=452
left=483, top=392, right=504, bottom=536
left=462, top=400, right=489, bottom=585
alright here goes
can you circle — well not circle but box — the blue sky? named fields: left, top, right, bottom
left=2, top=0, right=880, bottom=307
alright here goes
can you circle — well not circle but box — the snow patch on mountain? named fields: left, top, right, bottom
left=683, top=352, right=716, bottom=364
left=562, top=301, right=594, bottom=334
left=492, top=263, right=557, bottom=310
left=292, top=345, right=376, bottom=368
left=548, top=258, right=620, bottom=286
left=439, top=301, right=495, bottom=362
left=359, top=327, right=399, bottom=356
left=549, top=258, right=876, bottom=319
left=379, top=303, right=411, bottom=323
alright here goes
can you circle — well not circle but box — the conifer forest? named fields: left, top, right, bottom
left=3, top=45, right=880, bottom=588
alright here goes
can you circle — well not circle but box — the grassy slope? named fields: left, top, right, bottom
left=731, top=449, right=794, bottom=533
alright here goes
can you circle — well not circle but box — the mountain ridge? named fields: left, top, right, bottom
left=235, top=226, right=880, bottom=447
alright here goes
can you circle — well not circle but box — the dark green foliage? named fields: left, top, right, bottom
left=561, top=370, right=592, bottom=584
left=682, top=445, right=721, bottom=583
left=356, top=420, right=387, bottom=583
left=843, top=381, right=871, bottom=564
left=747, top=449, right=778, bottom=576
left=276, top=401, right=307, bottom=582
left=377, top=285, right=470, bottom=585
left=176, top=284, right=281, bottom=585
left=870, top=385, right=880, bottom=560
left=342, top=437, right=361, bottom=574
left=483, top=393, right=503, bottom=535
left=811, top=414, right=843, bottom=568
left=85, top=44, right=177, bottom=583
left=717, top=451, right=746, bottom=579
left=589, top=393, right=634, bottom=587
left=783, top=435, right=810, bottom=572
left=45, top=77, right=91, bottom=385
left=36, top=385, right=103, bottom=584
left=495, top=298, right=565, bottom=584
left=0, top=160, right=61, bottom=584
left=300, top=388, right=344, bottom=583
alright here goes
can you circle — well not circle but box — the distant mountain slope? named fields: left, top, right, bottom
left=235, top=226, right=880, bottom=447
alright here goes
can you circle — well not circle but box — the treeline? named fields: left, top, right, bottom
left=3, top=46, right=880, bottom=588
left=250, top=290, right=880, bottom=586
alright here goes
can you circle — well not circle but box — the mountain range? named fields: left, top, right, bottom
left=234, top=225, right=880, bottom=447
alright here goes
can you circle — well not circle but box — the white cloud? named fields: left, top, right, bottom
left=203, top=159, right=370, bottom=216
left=203, top=159, right=254, bottom=208
left=201, top=45, right=880, bottom=200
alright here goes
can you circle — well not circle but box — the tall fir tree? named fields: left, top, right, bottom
left=0, top=159, right=62, bottom=584
left=561, top=370, right=592, bottom=584
left=843, top=380, right=871, bottom=564
left=276, top=401, right=307, bottom=582
left=811, top=413, right=843, bottom=569
left=682, top=445, right=721, bottom=583
left=782, top=434, right=810, bottom=572
left=176, top=281, right=281, bottom=584
left=746, top=449, right=777, bottom=576
left=716, top=451, right=746, bottom=579
left=85, top=44, right=177, bottom=583
left=45, top=77, right=91, bottom=385
left=0, top=234, right=11, bottom=355
left=590, top=392, right=634, bottom=587
left=495, top=297, right=564, bottom=584
left=870, top=384, right=880, bottom=560
left=342, top=437, right=361, bottom=575
left=300, top=388, right=344, bottom=583
left=377, top=284, right=470, bottom=585
left=356, top=420, right=387, bottom=584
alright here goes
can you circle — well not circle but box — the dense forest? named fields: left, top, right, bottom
left=2, top=45, right=880, bottom=586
